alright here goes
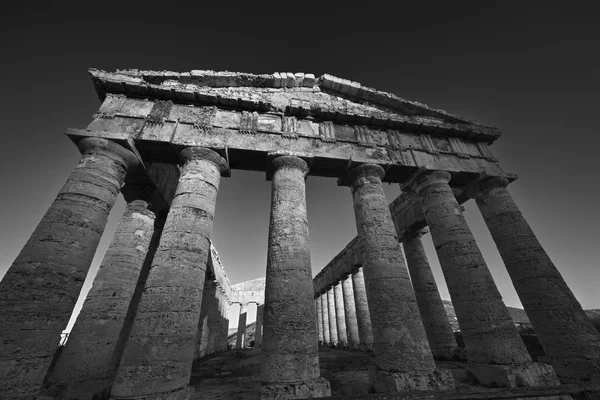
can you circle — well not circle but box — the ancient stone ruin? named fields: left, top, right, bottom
left=0, top=68, right=599, bottom=399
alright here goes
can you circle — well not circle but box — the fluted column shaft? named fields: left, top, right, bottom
left=470, top=177, right=600, bottom=380
left=0, top=138, right=138, bottom=400
left=255, top=304, right=264, bottom=348
left=321, top=291, right=330, bottom=345
left=352, top=267, right=373, bottom=350
left=343, top=164, right=452, bottom=392
left=316, top=297, right=324, bottom=343
left=236, top=303, right=248, bottom=350
left=327, top=287, right=338, bottom=346
left=49, top=184, right=161, bottom=400
left=260, top=155, right=330, bottom=399
left=111, top=147, right=227, bottom=400
left=341, top=275, right=360, bottom=349
left=403, top=229, right=457, bottom=361
left=333, top=283, right=348, bottom=346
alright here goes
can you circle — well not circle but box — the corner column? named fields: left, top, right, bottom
left=333, top=282, right=348, bottom=347
left=320, top=290, right=330, bottom=345
left=412, top=171, right=560, bottom=387
left=236, top=303, right=248, bottom=350
left=341, top=274, right=360, bottom=349
left=326, top=286, right=338, bottom=346
left=351, top=267, right=373, bottom=351
left=110, top=147, right=228, bottom=400
left=48, top=183, right=162, bottom=400
left=402, top=228, right=458, bottom=361
left=341, top=164, right=453, bottom=393
left=0, top=138, right=138, bottom=400
left=469, top=177, right=600, bottom=381
left=260, top=154, right=330, bottom=399
left=255, top=304, right=264, bottom=348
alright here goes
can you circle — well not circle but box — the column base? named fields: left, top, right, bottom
left=110, top=385, right=194, bottom=400
left=538, top=355, right=600, bottom=382
left=467, top=362, right=560, bottom=388
left=260, top=377, right=331, bottom=399
left=369, top=367, right=455, bottom=393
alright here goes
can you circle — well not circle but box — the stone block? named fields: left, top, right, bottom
left=260, top=377, right=331, bottom=399
left=467, top=362, right=561, bottom=388
left=369, top=367, right=455, bottom=393
left=303, top=74, right=316, bottom=87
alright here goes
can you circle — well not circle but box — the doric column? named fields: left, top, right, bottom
left=255, top=304, right=264, bottom=348
left=326, top=287, right=338, bottom=346
left=236, top=303, right=248, bottom=350
left=0, top=138, right=138, bottom=400
left=260, top=154, right=330, bottom=399
left=469, top=177, right=600, bottom=380
left=341, top=274, right=360, bottom=349
left=333, top=282, right=348, bottom=346
left=207, top=286, right=224, bottom=355
left=219, top=298, right=230, bottom=352
left=110, top=147, right=227, bottom=400
left=198, top=279, right=218, bottom=358
left=402, top=228, right=457, bottom=361
left=412, top=171, right=560, bottom=387
left=316, top=296, right=324, bottom=344
left=352, top=267, right=373, bottom=351
left=341, top=164, right=453, bottom=393
left=48, top=183, right=162, bottom=400
left=321, top=290, right=330, bottom=345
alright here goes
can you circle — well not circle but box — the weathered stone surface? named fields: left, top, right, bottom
left=321, top=291, right=330, bottom=345
left=341, top=275, right=360, bottom=349
left=110, top=147, right=227, bottom=399
left=351, top=268, right=373, bottom=351
left=470, top=177, right=600, bottom=381
left=197, top=279, right=217, bottom=359
left=260, top=155, right=330, bottom=398
left=48, top=185, right=160, bottom=400
left=327, top=287, right=338, bottom=346
left=343, top=164, right=452, bottom=392
left=236, top=303, right=249, bottom=350
left=0, top=138, right=138, bottom=400
left=255, top=304, right=264, bottom=348
left=206, top=284, right=224, bottom=355
left=333, top=282, right=348, bottom=346
left=412, top=171, right=560, bottom=388
left=402, top=229, right=457, bottom=361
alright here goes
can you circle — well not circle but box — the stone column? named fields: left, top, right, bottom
left=260, top=154, right=330, bottom=399
left=333, top=282, right=348, bottom=346
left=352, top=267, right=374, bottom=351
left=197, top=279, right=217, bottom=359
left=255, top=304, right=264, bottom=348
left=327, top=287, right=338, bottom=346
left=0, top=138, right=138, bottom=400
left=207, top=285, right=224, bottom=355
left=341, top=274, right=360, bottom=349
left=110, top=147, right=228, bottom=400
left=48, top=183, right=161, bottom=400
left=316, top=297, right=324, bottom=344
left=321, top=290, right=330, bottom=345
left=342, top=164, right=453, bottom=393
left=219, top=298, right=230, bottom=352
left=412, top=171, right=559, bottom=387
left=402, top=228, right=457, bottom=361
left=236, top=303, right=248, bottom=350
left=469, top=177, right=600, bottom=380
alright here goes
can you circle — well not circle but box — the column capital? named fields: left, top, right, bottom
left=78, top=137, right=139, bottom=172
left=266, top=151, right=312, bottom=180
left=404, top=170, right=451, bottom=193
left=466, top=177, right=509, bottom=199
left=403, top=228, right=428, bottom=241
left=179, top=147, right=229, bottom=176
left=338, top=163, right=385, bottom=187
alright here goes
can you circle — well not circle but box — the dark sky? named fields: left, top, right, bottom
left=1, top=2, right=598, bottom=330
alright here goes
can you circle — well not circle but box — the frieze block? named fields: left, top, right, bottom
left=240, top=111, right=259, bottom=134
left=282, top=116, right=298, bottom=139
left=146, top=100, right=173, bottom=125
left=319, top=121, right=336, bottom=143
left=419, top=134, right=439, bottom=155
left=354, top=125, right=376, bottom=148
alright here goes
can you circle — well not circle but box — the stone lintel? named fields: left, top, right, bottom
left=260, top=377, right=331, bottom=400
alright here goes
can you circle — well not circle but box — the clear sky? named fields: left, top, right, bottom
left=1, top=2, right=598, bottom=333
